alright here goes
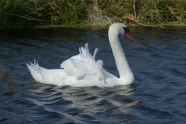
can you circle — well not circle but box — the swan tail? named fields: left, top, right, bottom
left=26, top=60, right=43, bottom=83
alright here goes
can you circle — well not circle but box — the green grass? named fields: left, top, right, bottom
left=136, top=0, right=186, bottom=25
left=0, top=0, right=87, bottom=27
left=1, top=0, right=186, bottom=28
left=0, top=0, right=41, bottom=27
left=98, top=0, right=186, bottom=26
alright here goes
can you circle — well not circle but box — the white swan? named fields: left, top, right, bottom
left=27, top=23, right=134, bottom=87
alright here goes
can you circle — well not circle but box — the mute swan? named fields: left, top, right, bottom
left=27, top=23, right=134, bottom=87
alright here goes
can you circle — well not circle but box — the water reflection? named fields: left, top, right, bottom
left=26, top=83, right=136, bottom=123
left=0, top=65, right=16, bottom=97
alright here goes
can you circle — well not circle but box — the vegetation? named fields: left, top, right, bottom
left=0, top=0, right=186, bottom=28
left=0, top=0, right=87, bottom=27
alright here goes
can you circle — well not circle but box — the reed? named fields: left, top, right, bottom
left=0, top=0, right=186, bottom=28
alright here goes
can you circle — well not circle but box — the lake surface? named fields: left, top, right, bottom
left=0, top=27, right=186, bottom=124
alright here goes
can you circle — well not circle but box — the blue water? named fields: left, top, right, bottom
left=0, top=27, right=186, bottom=123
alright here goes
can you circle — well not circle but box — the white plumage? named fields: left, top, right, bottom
left=27, top=23, right=134, bottom=87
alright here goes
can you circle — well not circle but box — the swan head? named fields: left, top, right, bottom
left=108, top=23, right=133, bottom=41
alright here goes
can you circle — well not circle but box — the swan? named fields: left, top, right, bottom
left=27, top=23, right=134, bottom=87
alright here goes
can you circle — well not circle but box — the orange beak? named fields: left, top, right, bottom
left=124, top=32, right=133, bottom=42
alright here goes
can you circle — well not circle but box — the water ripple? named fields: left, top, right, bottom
left=0, top=28, right=186, bottom=123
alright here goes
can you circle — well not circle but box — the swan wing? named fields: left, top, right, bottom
left=27, top=43, right=117, bottom=87
left=60, top=43, right=104, bottom=81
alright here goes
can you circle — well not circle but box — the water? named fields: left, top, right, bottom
left=0, top=27, right=186, bottom=124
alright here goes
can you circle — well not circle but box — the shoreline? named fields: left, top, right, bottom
left=1, top=23, right=186, bottom=30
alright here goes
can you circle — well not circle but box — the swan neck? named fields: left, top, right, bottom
left=108, top=33, right=132, bottom=78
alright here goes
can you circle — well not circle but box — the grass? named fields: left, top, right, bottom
left=136, top=0, right=186, bottom=25
left=0, top=0, right=87, bottom=27
left=0, top=0, right=41, bottom=27
left=0, top=0, right=186, bottom=28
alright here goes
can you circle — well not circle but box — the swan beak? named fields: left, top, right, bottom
left=124, top=32, right=133, bottom=42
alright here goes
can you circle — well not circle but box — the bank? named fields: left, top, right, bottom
left=1, top=0, right=186, bottom=29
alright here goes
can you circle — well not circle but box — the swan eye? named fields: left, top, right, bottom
left=123, top=27, right=130, bottom=33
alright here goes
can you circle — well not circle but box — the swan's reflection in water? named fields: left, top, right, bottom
left=26, top=83, right=136, bottom=123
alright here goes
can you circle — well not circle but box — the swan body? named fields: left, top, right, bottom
left=27, top=23, right=134, bottom=87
